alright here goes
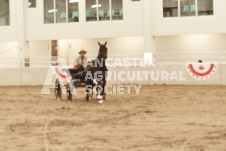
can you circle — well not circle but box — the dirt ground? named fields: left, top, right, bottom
left=0, top=85, right=226, bottom=151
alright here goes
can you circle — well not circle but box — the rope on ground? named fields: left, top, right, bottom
left=42, top=114, right=135, bottom=151
left=44, top=118, right=53, bottom=151
left=180, top=135, right=202, bottom=151
left=180, top=116, right=225, bottom=151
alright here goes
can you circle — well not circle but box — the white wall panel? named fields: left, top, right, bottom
left=155, top=34, right=226, bottom=53
left=152, top=0, right=226, bottom=36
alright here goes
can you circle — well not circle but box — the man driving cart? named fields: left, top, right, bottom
left=72, top=49, right=87, bottom=80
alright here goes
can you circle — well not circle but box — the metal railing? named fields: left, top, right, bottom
left=0, top=52, right=226, bottom=86
left=0, top=52, right=226, bottom=67
left=154, top=52, right=226, bottom=65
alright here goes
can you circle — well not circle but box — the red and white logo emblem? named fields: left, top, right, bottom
left=52, top=66, right=71, bottom=80
left=185, top=63, right=218, bottom=80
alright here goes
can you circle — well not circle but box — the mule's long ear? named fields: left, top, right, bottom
left=104, top=41, right=107, bottom=46
left=98, top=41, right=101, bottom=46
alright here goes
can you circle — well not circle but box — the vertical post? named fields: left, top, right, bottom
left=16, top=0, right=26, bottom=85
left=109, top=0, right=112, bottom=21
left=54, top=0, right=56, bottom=23
left=143, top=0, right=155, bottom=54
left=143, top=0, right=155, bottom=85
left=178, top=0, right=181, bottom=17
left=66, top=0, right=68, bottom=23
left=16, top=0, right=26, bottom=60
left=79, top=0, right=86, bottom=23
left=195, top=0, right=198, bottom=17
left=219, top=52, right=222, bottom=85
left=97, top=0, right=99, bottom=22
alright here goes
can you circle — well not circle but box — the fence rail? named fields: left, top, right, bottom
left=0, top=52, right=226, bottom=86
left=0, top=52, right=226, bottom=67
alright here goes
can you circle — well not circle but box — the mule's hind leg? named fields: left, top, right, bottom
left=85, top=86, right=90, bottom=102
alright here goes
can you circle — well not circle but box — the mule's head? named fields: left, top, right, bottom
left=98, top=41, right=108, bottom=60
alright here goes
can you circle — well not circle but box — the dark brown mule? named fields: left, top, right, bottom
left=85, top=41, right=108, bottom=104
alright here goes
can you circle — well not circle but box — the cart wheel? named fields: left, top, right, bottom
left=67, top=82, right=73, bottom=102
left=55, top=79, right=62, bottom=101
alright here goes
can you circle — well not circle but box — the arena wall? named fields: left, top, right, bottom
left=0, top=35, right=226, bottom=86
left=0, top=64, right=225, bottom=86
left=1, top=0, right=226, bottom=86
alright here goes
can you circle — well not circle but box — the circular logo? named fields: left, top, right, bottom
left=53, top=67, right=71, bottom=80
left=185, top=63, right=218, bottom=80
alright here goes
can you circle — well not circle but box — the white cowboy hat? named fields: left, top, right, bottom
left=79, top=50, right=87, bottom=54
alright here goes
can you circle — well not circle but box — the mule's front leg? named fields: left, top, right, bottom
left=85, top=80, right=93, bottom=101
left=102, top=80, right=106, bottom=101
left=97, top=80, right=106, bottom=104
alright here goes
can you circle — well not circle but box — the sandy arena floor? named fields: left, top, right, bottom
left=0, top=85, right=226, bottom=151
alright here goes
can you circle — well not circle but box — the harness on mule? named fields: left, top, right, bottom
left=86, top=58, right=108, bottom=72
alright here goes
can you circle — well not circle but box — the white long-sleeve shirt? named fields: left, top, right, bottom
left=74, top=56, right=87, bottom=67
